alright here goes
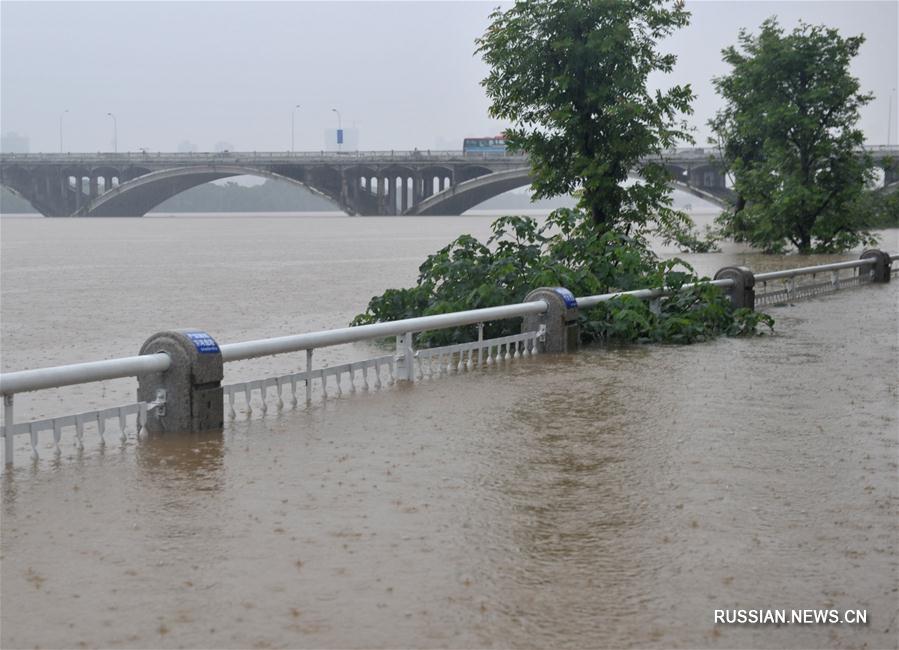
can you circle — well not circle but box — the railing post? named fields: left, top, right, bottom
left=395, top=332, right=415, bottom=381
left=714, top=266, right=756, bottom=310
left=3, top=394, right=13, bottom=466
left=305, top=349, right=313, bottom=403
left=860, top=249, right=892, bottom=283
left=137, top=330, right=224, bottom=435
left=522, top=287, right=579, bottom=353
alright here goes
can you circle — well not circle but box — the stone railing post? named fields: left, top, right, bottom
left=522, top=287, right=580, bottom=353
left=714, top=266, right=756, bottom=310
left=394, top=332, right=415, bottom=382
left=860, top=249, right=892, bottom=283
left=137, top=330, right=224, bottom=435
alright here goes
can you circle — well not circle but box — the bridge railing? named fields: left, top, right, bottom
left=0, top=150, right=531, bottom=163
left=3, top=146, right=895, bottom=165
left=1, top=252, right=893, bottom=467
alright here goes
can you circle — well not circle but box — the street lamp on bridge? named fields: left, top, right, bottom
left=106, top=112, right=117, bottom=153
left=332, top=108, right=342, bottom=152
left=291, top=104, right=301, bottom=152
left=58, top=109, right=68, bottom=153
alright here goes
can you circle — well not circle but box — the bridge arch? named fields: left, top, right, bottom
left=0, top=164, right=63, bottom=216
left=82, top=165, right=338, bottom=217
left=409, top=167, right=731, bottom=215
left=671, top=182, right=730, bottom=209
left=410, top=168, right=533, bottom=215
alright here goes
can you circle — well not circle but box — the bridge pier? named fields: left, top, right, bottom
left=57, top=176, right=67, bottom=212
left=75, top=177, right=84, bottom=212
left=340, top=172, right=349, bottom=212
left=385, top=175, right=394, bottom=215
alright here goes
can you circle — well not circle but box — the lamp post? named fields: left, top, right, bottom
left=332, top=108, right=342, bottom=152
left=59, top=109, right=68, bottom=153
left=106, top=112, right=117, bottom=153
left=291, top=104, right=301, bottom=152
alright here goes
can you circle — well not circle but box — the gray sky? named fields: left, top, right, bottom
left=1, top=0, right=896, bottom=153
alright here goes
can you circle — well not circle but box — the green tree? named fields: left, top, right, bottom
left=351, top=1, right=774, bottom=344
left=475, top=0, right=695, bottom=234
left=710, top=18, right=876, bottom=253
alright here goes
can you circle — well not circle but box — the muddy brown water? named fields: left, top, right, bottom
left=1, top=213, right=897, bottom=649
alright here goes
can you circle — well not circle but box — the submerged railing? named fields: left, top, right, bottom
left=754, top=259, right=883, bottom=306
left=0, top=250, right=894, bottom=467
left=0, top=300, right=550, bottom=465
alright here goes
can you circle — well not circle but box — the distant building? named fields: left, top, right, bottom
left=1, top=132, right=30, bottom=153
left=177, top=140, right=198, bottom=153
left=214, top=141, right=234, bottom=153
left=323, top=127, right=359, bottom=152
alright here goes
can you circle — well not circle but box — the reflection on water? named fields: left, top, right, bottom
left=1, top=214, right=897, bottom=648
left=136, top=432, right=226, bottom=490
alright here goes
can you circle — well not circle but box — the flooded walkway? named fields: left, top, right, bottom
left=2, top=279, right=896, bottom=649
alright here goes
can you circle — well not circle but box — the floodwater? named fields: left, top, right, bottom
left=1, top=212, right=897, bottom=649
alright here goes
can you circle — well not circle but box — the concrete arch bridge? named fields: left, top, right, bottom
left=1, top=147, right=897, bottom=217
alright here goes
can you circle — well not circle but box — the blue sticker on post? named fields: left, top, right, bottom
left=553, top=287, right=578, bottom=309
left=186, top=331, right=220, bottom=355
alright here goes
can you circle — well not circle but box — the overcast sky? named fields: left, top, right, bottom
left=1, top=0, right=896, bottom=153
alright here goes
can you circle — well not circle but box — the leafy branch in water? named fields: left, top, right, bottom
left=352, top=209, right=772, bottom=346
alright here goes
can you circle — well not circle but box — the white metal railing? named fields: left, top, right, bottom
left=415, top=330, right=542, bottom=379
left=223, top=354, right=396, bottom=418
left=1, top=254, right=892, bottom=465
left=754, top=258, right=878, bottom=307
left=0, top=353, right=170, bottom=464
left=0, top=301, right=547, bottom=400
left=219, top=301, right=546, bottom=363
left=577, top=278, right=735, bottom=309
left=0, top=353, right=170, bottom=396
left=2, top=402, right=150, bottom=461
left=0, top=299, right=550, bottom=464
left=753, top=258, right=876, bottom=282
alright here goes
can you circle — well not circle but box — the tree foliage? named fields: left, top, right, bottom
left=710, top=18, right=876, bottom=253
left=851, top=186, right=899, bottom=229
left=475, top=0, right=695, bottom=236
left=352, top=212, right=772, bottom=346
left=352, top=2, right=775, bottom=346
